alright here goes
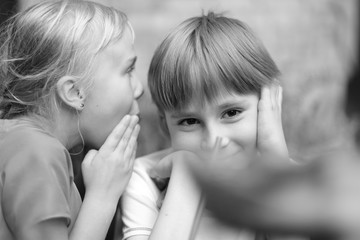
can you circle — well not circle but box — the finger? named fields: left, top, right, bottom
left=82, top=149, right=98, bottom=167
left=269, top=83, right=278, bottom=109
left=261, top=85, right=271, bottom=101
left=131, top=141, right=137, bottom=161
left=272, top=84, right=277, bottom=107
left=269, top=83, right=282, bottom=112
left=116, top=116, right=139, bottom=153
left=259, top=85, right=271, bottom=111
left=277, top=85, right=283, bottom=114
left=128, top=142, right=137, bottom=169
left=149, top=154, right=174, bottom=179
left=100, top=115, right=131, bottom=152
left=123, top=124, right=140, bottom=160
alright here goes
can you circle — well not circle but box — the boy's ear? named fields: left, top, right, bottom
left=56, top=76, right=85, bottom=111
left=159, top=112, right=170, bottom=137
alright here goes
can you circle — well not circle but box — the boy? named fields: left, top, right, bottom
left=121, top=12, right=289, bottom=240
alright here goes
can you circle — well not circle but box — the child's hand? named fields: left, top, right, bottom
left=149, top=150, right=200, bottom=188
left=257, top=84, right=288, bottom=158
left=81, top=115, right=140, bottom=202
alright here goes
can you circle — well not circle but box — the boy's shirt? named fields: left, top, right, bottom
left=121, top=148, right=255, bottom=240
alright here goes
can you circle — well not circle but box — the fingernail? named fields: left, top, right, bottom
left=133, top=124, right=141, bottom=134
left=148, top=168, right=157, bottom=178
left=130, top=115, right=139, bottom=122
left=220, top=137, right=230, bottom=147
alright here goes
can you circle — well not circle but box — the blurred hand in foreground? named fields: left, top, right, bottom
left=189, top=146, right=360, bottom=240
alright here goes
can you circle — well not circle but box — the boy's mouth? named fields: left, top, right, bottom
left=194, top=149, right=242, bottom=162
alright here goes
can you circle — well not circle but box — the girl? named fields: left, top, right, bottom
left=0, top=1, right=143, bottom=239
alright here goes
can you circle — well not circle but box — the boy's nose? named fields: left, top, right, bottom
left=132, top=75, right=144, bottom=99
left=201, top=128, right=230, bottom=150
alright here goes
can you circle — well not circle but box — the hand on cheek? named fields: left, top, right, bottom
left=257, top=84, right=289, bottom=159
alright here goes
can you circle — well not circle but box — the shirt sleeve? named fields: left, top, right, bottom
left=121, top=158, right=162, bottom=240
left=1, top=140, right=73, bottom=238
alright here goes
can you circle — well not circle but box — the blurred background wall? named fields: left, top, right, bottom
left=17, top=0, right=358, bottom=161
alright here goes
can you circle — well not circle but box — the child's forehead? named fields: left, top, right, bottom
left=172, top=90, right=259, bottom=112
left=198, top=89, right=258, bottom=103
left=94, top=27, right=135, bottom=63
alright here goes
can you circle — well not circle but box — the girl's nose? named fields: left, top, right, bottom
left=132, top=75, right=144, bottom=99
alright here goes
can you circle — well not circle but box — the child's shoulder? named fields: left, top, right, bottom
left=12, top=124, right=62, bottom=151
left=0, top=119, right=67, bottom=166
left=0, top=120, right=72, bottom=189
left=1, top=119, right=60, bottom=144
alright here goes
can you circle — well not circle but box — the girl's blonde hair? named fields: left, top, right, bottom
left=0, top=0, right=129, bottom=120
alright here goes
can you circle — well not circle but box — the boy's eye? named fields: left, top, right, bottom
left=222, top=109, right=242, bottom=119
left=178, top=118, right=200, bottom=126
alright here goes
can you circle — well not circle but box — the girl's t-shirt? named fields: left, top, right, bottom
left=0, top=119, right=82, bottom=239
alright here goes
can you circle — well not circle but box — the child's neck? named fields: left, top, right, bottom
left=20, top=112, right=81, bottom=150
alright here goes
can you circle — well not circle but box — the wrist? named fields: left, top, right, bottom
left=72, top=193, right=118, bottom=240
left=170, top=162, right=197, bottom=189
left=172, top=157, right=192, bottom=174
left=83, top=190, right=119, bottom=211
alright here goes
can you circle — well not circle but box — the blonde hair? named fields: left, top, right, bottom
left=148, top=12, right=280, bottom=113
left=0, top=0, right=129, bottom=120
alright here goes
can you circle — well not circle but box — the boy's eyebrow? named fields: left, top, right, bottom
left=217, top=101, right=249, bottom=109
left=169, top=99, right=251, bottom=118
left=170, top=111, right=197, bottom=118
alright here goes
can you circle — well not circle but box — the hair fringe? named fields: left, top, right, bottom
left=148, top=11, right=280, bottom=113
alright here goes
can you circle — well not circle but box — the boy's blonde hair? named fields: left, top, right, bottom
left=148, top=12, right=280, bottom=113
left=0, top=0, right=129, bottom=119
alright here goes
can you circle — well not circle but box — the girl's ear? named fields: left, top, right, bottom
left=159, top=111, right=170, bottom=137
left=56, top=76, right=85, bottom=111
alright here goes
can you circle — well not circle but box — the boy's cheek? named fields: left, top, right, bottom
left=230, top=122, right=257, bottom=152
left=170, top=132, right=201, bottom=152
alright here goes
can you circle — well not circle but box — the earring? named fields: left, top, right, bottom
left=80, top=103, right=84, bottom=108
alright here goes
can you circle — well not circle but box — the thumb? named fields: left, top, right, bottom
left=274, top=85, right=283, bottom=115
left=82, top=149, right=98, bottom=168
left=149, top=155, right=173, bottom=191
left=149, top=155, right=174, bottom=179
